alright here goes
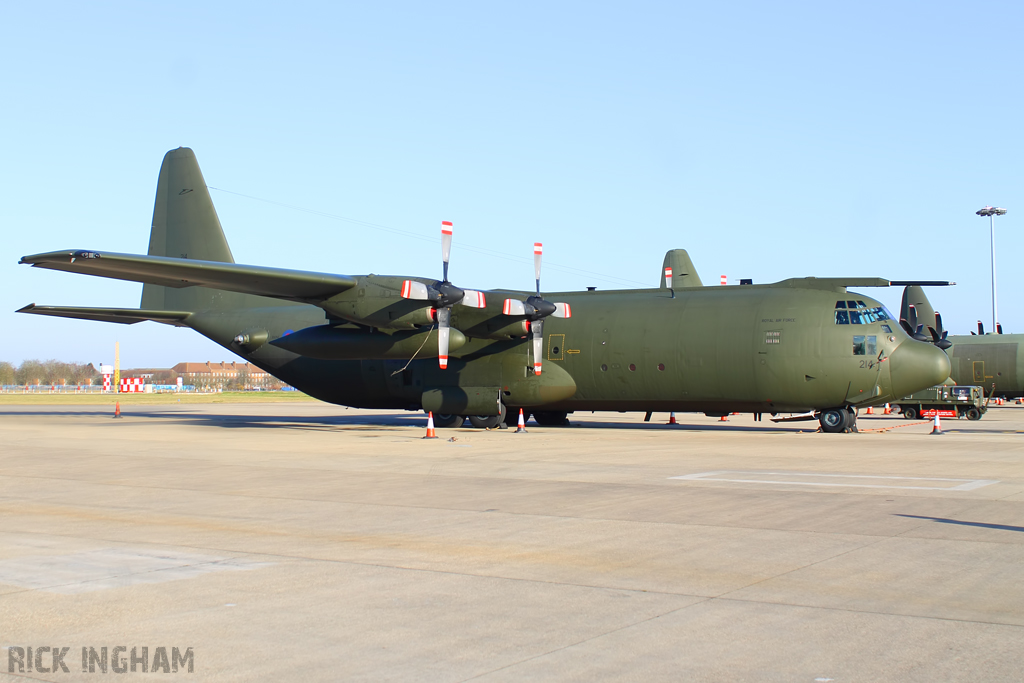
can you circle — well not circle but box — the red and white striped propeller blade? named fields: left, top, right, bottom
left=401, top=280, right=431, bottom=301
left=533, top=242, right=543, bottom=294
left=441, top=221, right=453, bottom=281
left=552, top=302, right=571, bottom=319
left=503, top=299, right=527, bottom=316
left=531, top=318, right=544, bottom=375
left=436, top=307, right=451, bottom=369
left=459, top=289, right=487, bottom=308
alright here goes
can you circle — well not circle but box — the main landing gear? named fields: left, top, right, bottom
left=428, top=403, right=509, bottom=430
left=818, top=406, right=858, bottom=434
left=425, top=405, right=570, bottom=430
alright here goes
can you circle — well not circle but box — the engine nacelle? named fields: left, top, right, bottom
left=270, top=325, right=466, bottom=360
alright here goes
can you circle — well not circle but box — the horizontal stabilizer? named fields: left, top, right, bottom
left=17, top=304, right=192, bottom=326
left=20, top=250, right=357, bottom=302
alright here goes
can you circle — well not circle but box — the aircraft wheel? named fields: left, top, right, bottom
left=504, top=408, right=528, bottom=428
left=469, top=403, right=506, bottom=429
left=902, top=406, right=917, bottom=420
left=819, top=408, right=848, bottom=433
left=533, top=410, right=569, bottom=426
left=966, top=407, right=982, bottom=421
left=432, top=413, right=465, bottom=429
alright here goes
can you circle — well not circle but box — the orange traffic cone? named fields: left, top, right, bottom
left=668, top=412, right=677, bottom=425
left=113, top=401, right=122, bottom=419
left=423, top=411, right=438, bottom=439
left=884, top=403, right=891, bottom=415
left=929, top=413, right=943, bottom=435
left=866, top=405, right=873, bottom=415
left=515, top=409, right=528, bottom=433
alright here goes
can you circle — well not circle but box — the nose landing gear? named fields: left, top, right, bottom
left=818, top=406, right=858, bottom=433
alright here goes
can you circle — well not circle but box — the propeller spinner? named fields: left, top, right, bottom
left=400, top=221, right=486, bottom=369
left=502, top=243, right=572, bottom=375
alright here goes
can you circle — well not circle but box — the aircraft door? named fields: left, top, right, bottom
left=972, top=361, right=985, bottom=384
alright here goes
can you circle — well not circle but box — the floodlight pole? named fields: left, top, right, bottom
left=976, top=206, right=1007, bottom=333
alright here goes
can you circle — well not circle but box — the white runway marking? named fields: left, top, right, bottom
left=0, top=548, right=270, bottom=594
left=669, top=471, right=999, bottom=491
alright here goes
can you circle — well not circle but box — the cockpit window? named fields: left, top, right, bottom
left=853, top=335, right=877, bottom=356
left=834, top=301, right=894, bottom=325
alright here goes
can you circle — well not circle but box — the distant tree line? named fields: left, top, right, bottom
left=0, top=360, right=100, bottom=386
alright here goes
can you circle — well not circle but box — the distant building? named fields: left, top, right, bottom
left=171, top=362, right=278, bottom=389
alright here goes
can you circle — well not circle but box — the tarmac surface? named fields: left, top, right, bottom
left=1, top=403, right=1022, bottom=681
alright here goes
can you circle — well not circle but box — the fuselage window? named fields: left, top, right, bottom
left=835, top=301, right=847, bottom=309
left=881, top=324, right=892, bottom=333
left=835, top=310, right=850, bottom=324
left=849, top=310, right=863, bottom=325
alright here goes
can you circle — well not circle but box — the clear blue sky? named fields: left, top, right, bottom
left=2, top=1, right=1022, bottom=368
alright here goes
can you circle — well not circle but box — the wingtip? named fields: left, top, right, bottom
left=16, top=303, right=36, bottom=313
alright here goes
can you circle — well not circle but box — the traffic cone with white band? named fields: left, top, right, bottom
left=423, top=412, right=438, bottom=439
left=515, top=409, right=528, bottom=433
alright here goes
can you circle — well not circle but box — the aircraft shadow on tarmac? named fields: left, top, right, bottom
left=895, top=514, right=1024, bottom=534
left=0, top=408, right=814, bottom=433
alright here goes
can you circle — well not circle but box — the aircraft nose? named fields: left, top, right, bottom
left=889, top=340, right=951, bottom=398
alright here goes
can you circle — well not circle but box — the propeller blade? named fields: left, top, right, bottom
left=997, top=323, right=1003, bottom=334
left=907, top=305, right=919, bottom=332
left=899, top=318, right=915, bottom=336
left=401, top=280, right=431, bottom=301
left=978, top=321, right=985, bottom=335
left=459, top=289, right=487, bottom=308
left=436, top=307, right=451, bottom=369
left=531, top=318, right=544, bottom=375
left=934, top=312, right=944, bottom=336
left=927, top=326, right=939, bottom=342
left=441, top=221, right=453, bottom=281
left=533, top=242, right=543, bottom=295
left=552, top=302, right=572, bottom=319
left=503, top=299, right=527, bottom=316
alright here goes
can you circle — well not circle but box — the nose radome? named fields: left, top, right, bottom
left=889, top=340, right=951, bottom=398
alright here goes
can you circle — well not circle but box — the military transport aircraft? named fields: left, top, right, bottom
left=901, top=286, right=1024, bottom=398
left=18, top=148, right=952, bottom=433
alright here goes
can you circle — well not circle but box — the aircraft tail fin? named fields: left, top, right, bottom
left=141, top=147, right=236, bottom=310
left=660, top=249, right=703, bottom=288
left=901, top=285, right=936, bottom=327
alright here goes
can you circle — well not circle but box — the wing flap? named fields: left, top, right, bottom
left=17, top=304, right=192, bottom=326
left=20, top=250, right=357, bottom=302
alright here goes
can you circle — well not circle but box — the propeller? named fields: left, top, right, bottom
left=927, top=312, right=953, bottom=350
left=899, top=305, right=931, bottom=342
left=502, top=242, right=572, bottom=375
left=400, top=221, right=487, bottom=369
left=997, top=323, right=1003, bottom=334
left=978, top=321, right=985, bottom=336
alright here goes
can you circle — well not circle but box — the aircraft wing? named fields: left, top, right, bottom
left=772, top=277, right=954, bottom=291
left=19, top=250, right=357, bottom=302
left=17, top=304, right=192, bottom=326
